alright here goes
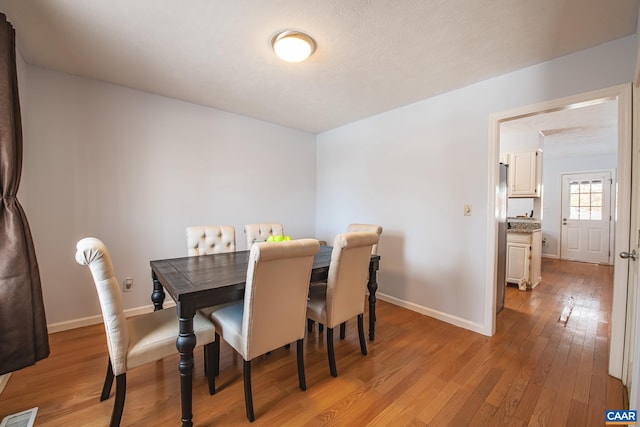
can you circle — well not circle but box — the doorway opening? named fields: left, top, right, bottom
left=486, top=84, right=632, bottom=381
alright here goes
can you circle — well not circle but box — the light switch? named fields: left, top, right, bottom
left=464, top=204, right=472, bottom=216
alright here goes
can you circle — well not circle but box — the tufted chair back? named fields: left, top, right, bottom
left=243, top=223, right=284, bottom=249
left=75, top=237, right=129, bottom=376
left=347, top=223, right=383, bottom=255
left=186, top=225, right=236, bottom=255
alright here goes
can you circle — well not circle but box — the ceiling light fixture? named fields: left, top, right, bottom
left=271, top=30, right=316, bottom=63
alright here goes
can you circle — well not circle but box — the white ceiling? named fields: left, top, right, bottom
left=501, top=100, right=619, bottom=157
left=0, top=0, right=637, bottom=133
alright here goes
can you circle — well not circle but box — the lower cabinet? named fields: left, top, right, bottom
left=506, top=230, right=542, bottom=291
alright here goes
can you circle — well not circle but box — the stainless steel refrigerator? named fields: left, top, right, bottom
left=496, top=162, right=508, bottom=313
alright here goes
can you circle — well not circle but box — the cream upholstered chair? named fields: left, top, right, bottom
left=306, top=232, right=378, bottom=377
left=75, top=237, right=217, bottom=427
left=347, top=223, right=383, bottom=254
left=186, top=225, right=236, bottom=255
left=208, top=239, right=319, bottom=422
left=310, top=224, right=382, bottom=335
left=243, top=223, right=284, bottom=248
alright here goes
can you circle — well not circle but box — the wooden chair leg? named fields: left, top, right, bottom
left=340, top=322, right=346, bottom=339
left=327, top=328, right=337, bottom=377
left=101, top=358, right=114, bottom=401
left=319, top=323, right=324, bottom=333
left=296, top=339, right=307, bottom=391
left=243, top=360, right=255, bottom=422
left=307, top=318, right=314, bottom=332
left=204, top=344, right=209, bottom=375
left=204, top=342, right=215, bottom=395
left=110, top=373, right=126, bottom=427
left=213, top=333, right=220, bottom=377
left=357, top=314, right=368, bottom=355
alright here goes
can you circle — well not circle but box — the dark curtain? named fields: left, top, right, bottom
left=0, top=13, right=49, bottom=375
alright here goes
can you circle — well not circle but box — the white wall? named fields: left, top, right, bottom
left=316, top=35, right=637, bottom=332
left=19, top=67, right=317, bottom=327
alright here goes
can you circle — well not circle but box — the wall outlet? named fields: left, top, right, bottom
left=123, top=277, right=133, bottom=292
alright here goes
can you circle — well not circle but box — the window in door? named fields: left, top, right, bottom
left=568, top=179, right=603, bottom=221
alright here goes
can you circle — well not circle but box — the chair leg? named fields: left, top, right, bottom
left=213, top=333, right=220, bottom=377
left=340, top=322, right=346, bottom=339
left=307, top=319, right=314, bottom=332
left=110, top=373, right=126, bottom=427
left=296, top=339, right=307, bottom=391
left=319, top=323, right=324, bottom=333
left=243, top=360, right=255, bottom=422
left=284, top=343, right=291, bottom=350
left=101, top=358, right=114, bottom=401
left=327, top=328, right=337, bottom=377
left=204, top=344, right=209, bottom=375
left=357, top=314, right=368, bottom=356
left=204, top=342, right=216, bottom=395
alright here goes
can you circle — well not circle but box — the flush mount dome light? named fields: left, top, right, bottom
left=271, top=30, right=316, bottom=62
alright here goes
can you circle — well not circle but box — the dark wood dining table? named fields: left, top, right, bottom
left=149, top=244, right=381, bottom=426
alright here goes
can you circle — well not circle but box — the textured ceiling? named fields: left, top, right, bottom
left=501, top=100, right=618, bottom=157
left=0, top=0, right=637, bottom=133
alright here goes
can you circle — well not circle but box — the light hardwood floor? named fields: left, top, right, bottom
left=0, top=259, right=623, bottom=426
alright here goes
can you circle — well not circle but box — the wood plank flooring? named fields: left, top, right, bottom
left=0, top=258, right=623, bottom=426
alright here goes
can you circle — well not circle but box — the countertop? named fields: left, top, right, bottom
left=507, top=217, right=541, bottom=232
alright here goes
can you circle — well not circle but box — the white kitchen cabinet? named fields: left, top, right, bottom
left=503, top=150, right=542, bottom=198
left=506, top=230, right=542, bottom=291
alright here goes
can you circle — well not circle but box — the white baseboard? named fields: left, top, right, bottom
left=376, top=292, right=487, bottom=335
left=47, top=301, right=176, bottom=334
left=542, top=253, right=559, bottom=259
left=51, top=295, right=486, bottom=338
left=0, top=373, right=11, bottom=396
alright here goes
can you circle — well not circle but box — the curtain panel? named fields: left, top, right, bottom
left=0, top=13, right=49, bottom=375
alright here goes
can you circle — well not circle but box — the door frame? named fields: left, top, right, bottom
left=628, top=80, right=640, bottom=406
left=485, top=83, right=632, bottom=379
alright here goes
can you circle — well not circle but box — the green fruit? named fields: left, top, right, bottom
left=266, top=235, right=275, bottom=242
left=284, top=236, right=292, bottom=241
left=274, top=235, right=285, bottom=242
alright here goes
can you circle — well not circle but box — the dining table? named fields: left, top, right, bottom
left=149, top=244, right=381, bottom=426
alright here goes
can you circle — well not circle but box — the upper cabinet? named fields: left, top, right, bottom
left=501, top=149, right=542, bottom=198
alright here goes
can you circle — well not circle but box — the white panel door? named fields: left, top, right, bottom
left=560, top=171, right=612, bottom=264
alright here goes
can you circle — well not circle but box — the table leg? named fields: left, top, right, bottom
left=176, top=304, right=196, bottom=427
left=367, top=259, right=379, bottom=341
left=151, top=271, right=165, bottom=311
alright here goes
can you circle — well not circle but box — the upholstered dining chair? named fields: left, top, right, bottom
left=310, top=224, right=382, bottom=335
left=206, top=238, right=319, bottom=422
left=347, top=223, right=383, bottom=255
left=75, top=237, right=217, bottom=427
left=186, top=225, right=236, bottom=255
left=243, top=223, right=284, bottom=249
left=306, top=231, right=379, bottom=377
